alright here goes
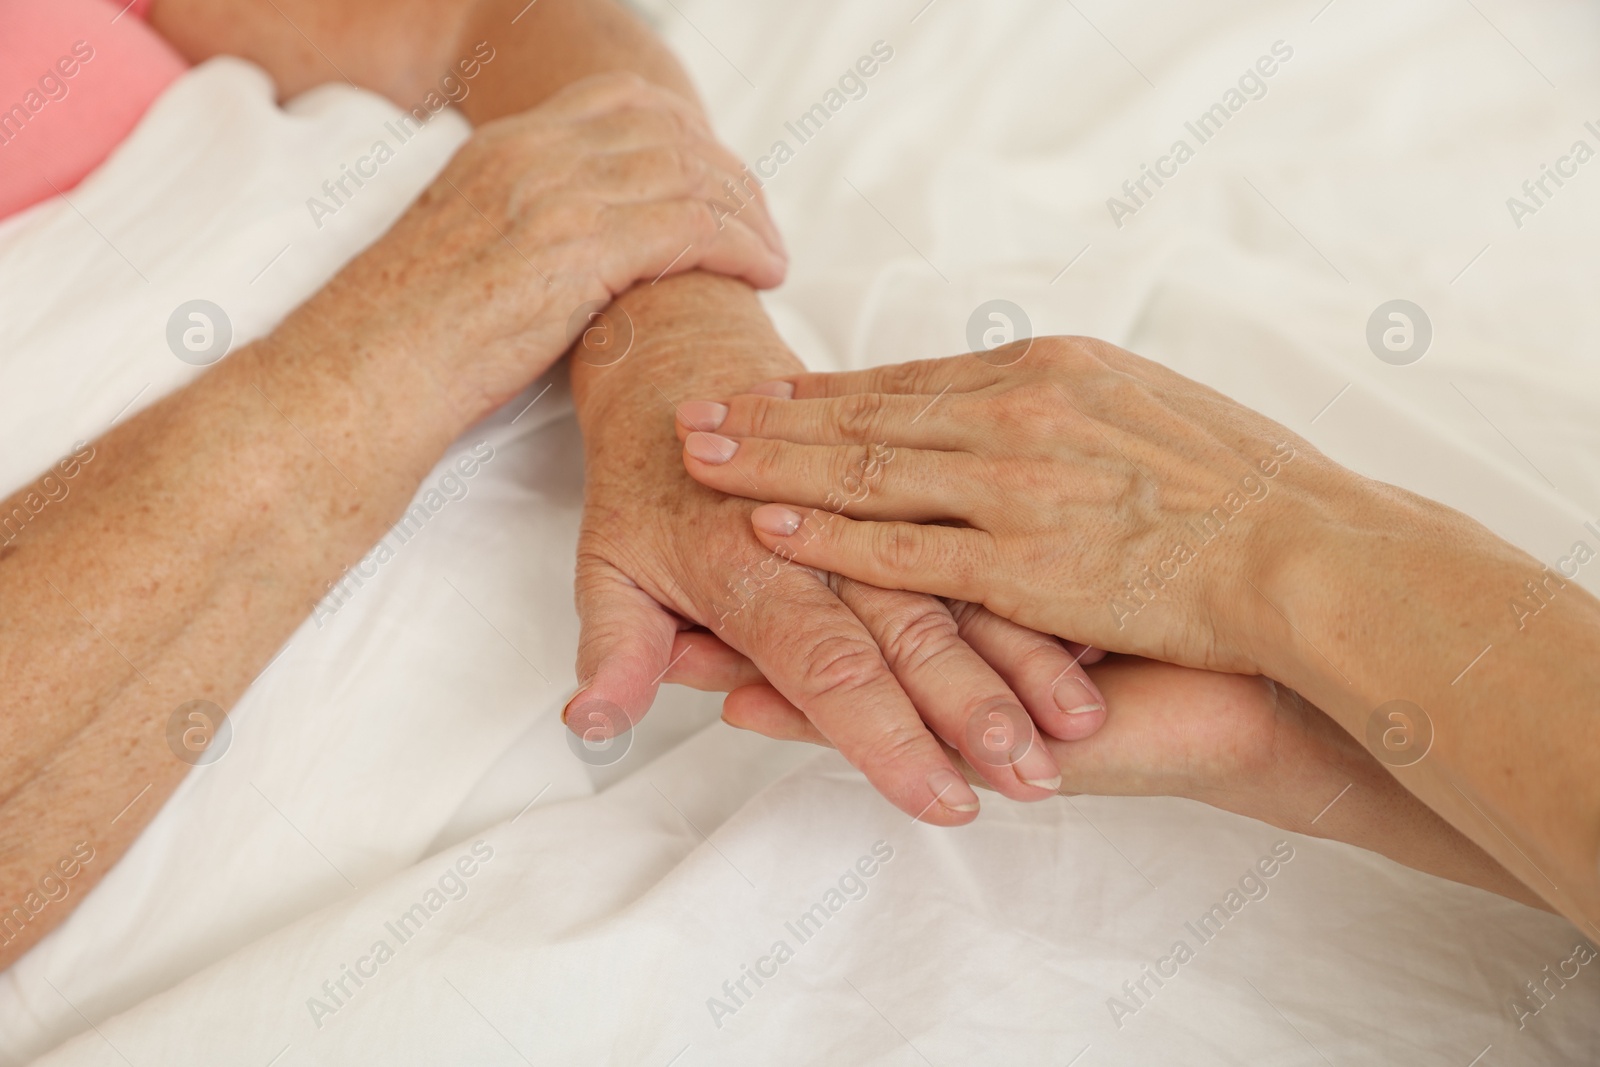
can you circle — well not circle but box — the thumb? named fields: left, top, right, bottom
left=570, top=555, right=679, bottom=740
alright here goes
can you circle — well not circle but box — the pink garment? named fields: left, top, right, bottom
left=0, top=0, right=187, bottom=220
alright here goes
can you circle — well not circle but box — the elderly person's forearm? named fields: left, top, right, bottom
left=0, top=317, right=461, bottom=969
left=0, top=58, right=783, bottom=967
left=150, top=0, right=703, bottom=122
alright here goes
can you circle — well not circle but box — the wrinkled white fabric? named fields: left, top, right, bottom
left=4, top=0, right=1600, bottom=1063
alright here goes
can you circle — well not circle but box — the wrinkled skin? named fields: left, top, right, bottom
left=565, top=275, right=1110, bottom=824
left=297, top=72, right=788, bottom=426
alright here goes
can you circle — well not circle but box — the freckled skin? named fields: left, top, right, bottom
left=0, top=0, right=788, bottom=970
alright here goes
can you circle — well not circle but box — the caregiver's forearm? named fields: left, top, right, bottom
left=1254, top=475, right=1600, bottom=931
left=0, top=322, right=461, bottom=969
left=1218, top=688, right=1552, bottom=911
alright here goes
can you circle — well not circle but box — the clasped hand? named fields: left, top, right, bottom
left=287, top=72, right=788, bottom=426
left=664, top=336, right=1335, bottom=815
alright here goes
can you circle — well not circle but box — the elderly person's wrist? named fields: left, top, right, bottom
left=571, top=272, right=802, bottom=425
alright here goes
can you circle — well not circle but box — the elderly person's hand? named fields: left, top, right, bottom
left=0, top=67, right=791, bottom=970
left=287, top=72, right=787, bottom=425
left=564, top=280, right=1110, bottom=825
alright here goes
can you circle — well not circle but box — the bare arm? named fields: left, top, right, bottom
left=145, top=0, right=1568, bottom=918
left=0, top=316, right=459, bottom=967
left=725, top=652, right=1547, bottom=909
left=148, top=0, right=701, bottom=118
left=1064, top=664, right=1550, bottom=909
left=1206, top=678, right=1550, bottom=911
left=680, top=341, right=1600, bottom=930
left=147, top=0, right=1125, bottom=869
left=0, top=0, right=785, bottom=966
left=1256, top=489, right=1600, bottom=929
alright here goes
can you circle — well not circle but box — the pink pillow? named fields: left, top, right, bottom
left=0, top=0, right=187, bottom=221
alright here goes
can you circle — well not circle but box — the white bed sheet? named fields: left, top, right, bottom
left=3, top=0, right=1599, bottom=1063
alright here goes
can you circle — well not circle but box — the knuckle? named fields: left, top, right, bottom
left=585, top=111, right=652, bottom=151
left=832, top=391, right=890, bottom=440
left=1078, top=368, right=1148, bottom=423
left=740, top=397, right=780, bottom=438
left=640, top=95, right=687, bottom=138
left=575, top=148, right=619, bottom=187
left=693, top=196, right=722, bottom=240
left=589, top=70, right=651, bottom=106
left=674, top=146, right=703, bottom=184
left=943, top=598, right=983, bottom=627
left=793, top=633, right=890, bottom=702
left=997, top=385, right=1072, bottom=438
left=744, top=439, right=788, bottom=487
left=851, top=722, right=935, bottom=779
left=1010, top=635, right=1072, bottom=679
left=878, top=522, right=926, bottom=574
left=832, top=445, right=873, bottom=506
left=876, top=361, right=929, bottom=394
left=649, top=145, right=699, bottom=191
left=877, top=602, right=962, bottom=668
left=1034, top=334, right=1095, bottom=371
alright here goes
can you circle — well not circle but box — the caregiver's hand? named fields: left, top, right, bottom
left=676, top=336, right=1322, bottom=675
left=681, top=336, right=1600, bottom=932
left=293, top=72, right=786, bottom=425
left=726, top=657, right=1547, bottom=910
left=565, top=276, right=1108, bottom=824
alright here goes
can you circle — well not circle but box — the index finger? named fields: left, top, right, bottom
left=749, top=353, right=1002, bottom=401
left=729, top=567, right=983, bottom=824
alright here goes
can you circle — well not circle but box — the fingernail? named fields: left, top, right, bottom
left=676, top=400, right=728, bottom=432
left=751, top=504, right=802, bottom=536
left=927, top=768, right=981, bottom=813
left=1012, top=733, right=1062, bottom=792
left=1054, top=675, right=1105, bottom=715
left=561, top=683, right=592, bottom=725
left=746, top=380, right=794, bottom=399
left=685, top=432, right=739, bottom=464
